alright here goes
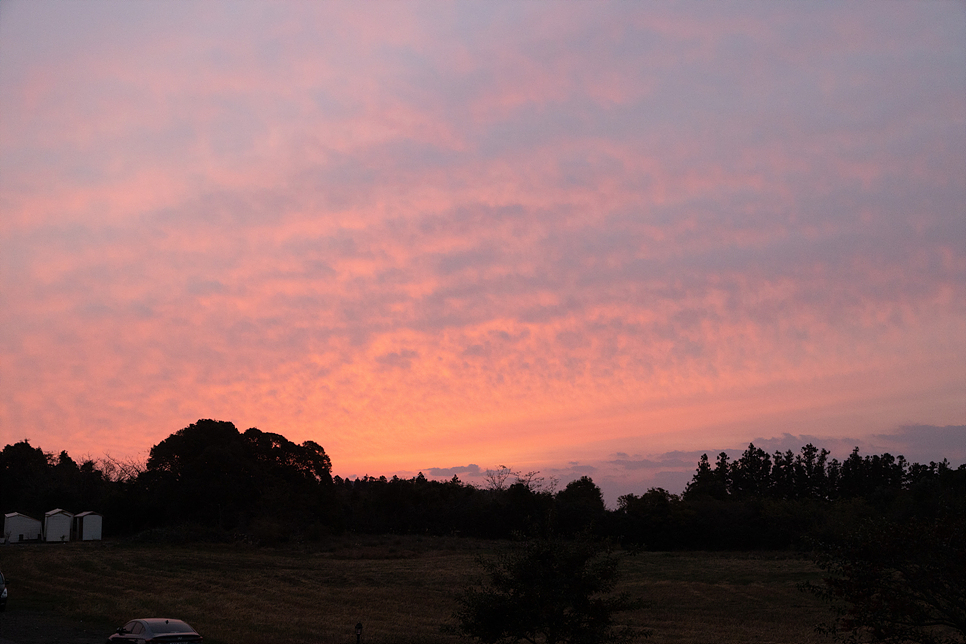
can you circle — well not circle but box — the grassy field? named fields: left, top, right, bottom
left=0, top=536, right=833, bottom=644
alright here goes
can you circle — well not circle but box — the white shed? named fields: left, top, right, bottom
left=44, top=509, right=73, bottom=542
left=73, top=511, right=103, bottom=541
left=3, top=512, right=42, bottom=542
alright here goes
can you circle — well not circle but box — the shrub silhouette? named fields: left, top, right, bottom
left=449, top=532, right=646, bottom=644
left=802, top=512, right=965, bottom=644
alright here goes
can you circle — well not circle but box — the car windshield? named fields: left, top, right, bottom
left=147, top=620, right=195, bottom=634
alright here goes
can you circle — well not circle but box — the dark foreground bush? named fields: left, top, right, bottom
left=802, top=513, right=966, bottom=644
left=447, top=533, right=648, bottom=644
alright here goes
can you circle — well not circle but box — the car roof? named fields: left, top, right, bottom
left=139, top=618, right=197, bottom=632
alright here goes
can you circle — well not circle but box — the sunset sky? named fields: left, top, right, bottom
left=1, top=1, right=964, bottom=502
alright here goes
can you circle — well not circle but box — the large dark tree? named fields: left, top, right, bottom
left=140, top=419, right=256, bottom=529
left=138, top=419, right=337, bottom=537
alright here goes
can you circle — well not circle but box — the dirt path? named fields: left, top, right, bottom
left=0, top=604, right=112, bottom=644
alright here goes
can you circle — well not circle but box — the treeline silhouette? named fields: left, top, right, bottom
left=1, top=419, right=962, bottom=549
left=624, top=443, right=963, bottom=549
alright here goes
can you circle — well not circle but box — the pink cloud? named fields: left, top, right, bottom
left=1, top=2, right=963, bottom=493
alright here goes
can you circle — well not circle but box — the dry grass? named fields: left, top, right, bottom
left=620, top=551, right=831, bottom=644
left=0, top=537, right=832, bottom=644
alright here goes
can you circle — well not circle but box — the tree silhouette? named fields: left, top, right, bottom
left=616, top=488, right=682, bottom=550
left=554, top=476, right=607, bottom=535
left=138, top=419, right=338, bottom=538
left=730, top=443, right=772, bottom=499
